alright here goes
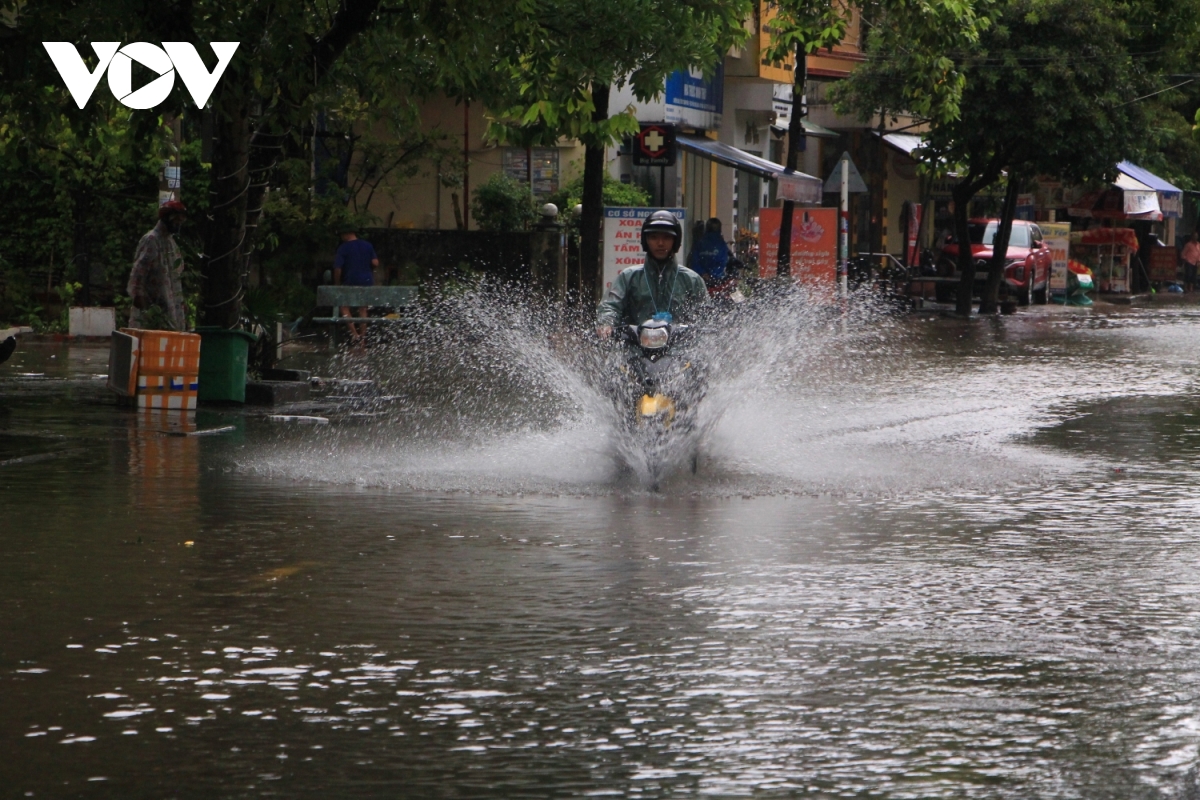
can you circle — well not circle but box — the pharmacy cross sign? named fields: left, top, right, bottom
left=633, top=123, right=676, bottom=167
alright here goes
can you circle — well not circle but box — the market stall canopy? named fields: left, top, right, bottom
left=675, top=134, right=823, bottom=204
left=1117, top=161, right=1182, bottom=219
left=1076, top=227, right=1140, bottom=249
left=1069, top=162, right=1182, bottom=221
left=1069, top=186, right=1161, bottom=221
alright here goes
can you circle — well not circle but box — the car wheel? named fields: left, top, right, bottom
left=1021, top=273, right=1033, bottom=306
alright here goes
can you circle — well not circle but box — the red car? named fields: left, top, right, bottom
left=939, top=219, right=1053, bottom=304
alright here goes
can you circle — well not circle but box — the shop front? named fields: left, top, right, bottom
left=1066, top=161, right=1183, bottom=293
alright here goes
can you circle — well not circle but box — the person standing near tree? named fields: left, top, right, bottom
left=1182, top=232, right=1200, bottom=293
left=127, top=200, right=188, bottom=331
left=333, top=226, right=379, bottom=345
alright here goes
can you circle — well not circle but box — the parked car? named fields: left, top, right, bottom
left=938, top=219, right=1053, bottom=304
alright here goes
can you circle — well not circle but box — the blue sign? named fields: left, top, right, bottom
left=664, top=64, right=723, bottom=128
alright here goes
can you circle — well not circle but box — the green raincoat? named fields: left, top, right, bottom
left=596, top=255, right=709, bottom=328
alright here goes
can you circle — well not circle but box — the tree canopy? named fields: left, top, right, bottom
left=477, top=0, right=753, bottom=302
left=838, top=0, right=1200, bottom=313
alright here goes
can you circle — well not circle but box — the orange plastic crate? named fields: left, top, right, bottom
left=120, top=329, right=201, bottom=410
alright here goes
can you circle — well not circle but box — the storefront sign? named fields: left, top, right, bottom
left=758, top=207, right=837, bottom=297
left=1160, top=191, right=1183, bottom=219
left=664, top=65, right=723, bottom=129
left=602, top=207, right=687, bottom=290
left=1042, top=221, right=1071, bottom=293
left=1124, top=190, right=1159, bottom=216
left=776, top=171, right=823, bottom=204
left=1016, top=193, right=1036, bottom=220
left=632, top=124, right=675, bottom=167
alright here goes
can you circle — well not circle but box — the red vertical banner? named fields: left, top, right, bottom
left=759, top=207, right=838, bottom=297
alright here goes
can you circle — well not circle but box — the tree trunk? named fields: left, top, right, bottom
left=196, top=0, right=382, bottom=328
left=777, top=42, right=808, bottom=279
left=72, top=188, right=91, bottom=307
left=979, top=174, right=1020, bottom=314
left=578, top=82, right=610, bottom=306
left=952, top=180, right=976, bottom=317
left=200, top=95, right=250, bottom=328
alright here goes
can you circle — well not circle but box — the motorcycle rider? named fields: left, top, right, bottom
left=596, top=210, right=709, bottom=339
left=689, top=217, right=733, bottom=289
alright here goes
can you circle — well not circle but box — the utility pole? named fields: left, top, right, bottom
left=840, top=153, right=849, bottom=299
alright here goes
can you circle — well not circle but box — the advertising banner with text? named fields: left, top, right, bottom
left=603, top=207, right=687, bottom=290
left=1042, top=222, right=1071, bottom=293
left=758, top=207, right=837, bottom=298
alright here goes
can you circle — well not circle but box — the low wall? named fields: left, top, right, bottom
left=365, top=229, right=534, bottom=285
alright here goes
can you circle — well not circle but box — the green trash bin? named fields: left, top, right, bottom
left=196, top=327, right=258, bottom=403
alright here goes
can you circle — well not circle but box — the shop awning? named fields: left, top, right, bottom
left=1068, top=186, right=1162, bottom=221
left=770, top=119, right=841, bottom=139
left=676, top=134, right=823, bottom=204
left=880, top=132, right=925, bottom=157
left=1067, top=161, right=1182, bottom=222
left=1117, top=161, right=1182, bottom=218
left=873, top=131, right=955, bottom=174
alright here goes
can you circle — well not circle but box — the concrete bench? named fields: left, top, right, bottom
left=311, top=285, right=419, bottom=324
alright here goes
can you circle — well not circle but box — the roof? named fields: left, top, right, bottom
left=801, top=119, right=840, bottom=139
left=771, top=120, right=841, bottom=139
left=675, top=135, right=823, bottom=203
left=880, top=132, right=925, bottom=157
left=1117, top=161, right=1181, bottom=194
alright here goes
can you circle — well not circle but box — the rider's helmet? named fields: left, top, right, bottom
left=641, top=210, right=683, bottom=255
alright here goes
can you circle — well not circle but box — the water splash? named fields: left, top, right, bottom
left=245, top=284, right=1073, bottom=495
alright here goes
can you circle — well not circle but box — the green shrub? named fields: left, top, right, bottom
left=471, top=173, right=536, bottom=231
left=548, top=173, right=652, bottom=215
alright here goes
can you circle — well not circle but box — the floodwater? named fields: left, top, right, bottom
left=5, top=298, right=1200, bottom=798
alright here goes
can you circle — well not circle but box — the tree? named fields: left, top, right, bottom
left=482, top=0, right=752, bottom=303
left=0, top=0, right=168, bottom=322
left=0, top=0, right=396, bottom=326
left=841, top=0, right=1200, bottom=315
left=939, top=0, right=1156, bottom=314
left=181, top=0, right=387, bottom=327
left=768, top=0, right=988, bottom=278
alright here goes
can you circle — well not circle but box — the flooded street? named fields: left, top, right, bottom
left=5, top=302, right=1200, bottom=797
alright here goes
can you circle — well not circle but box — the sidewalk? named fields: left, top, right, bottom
left=1092, top=291, right=1200, bottom=306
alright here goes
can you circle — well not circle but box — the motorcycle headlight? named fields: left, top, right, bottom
left=639, top=326, right=669, bottom=349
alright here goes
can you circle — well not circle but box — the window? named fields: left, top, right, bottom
left=967, top=222, right=1031, bottom=248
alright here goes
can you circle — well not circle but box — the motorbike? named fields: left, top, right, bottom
left=606, top=315, right=706, bottom=485
left=704, top=257, right=747, bottom=311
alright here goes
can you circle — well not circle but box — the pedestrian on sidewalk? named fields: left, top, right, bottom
left=127, top=200, right=188, bottom=331
left=333, top=226, right=379, bottom=345
left=1183, top=232, right=1200, bottom=293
